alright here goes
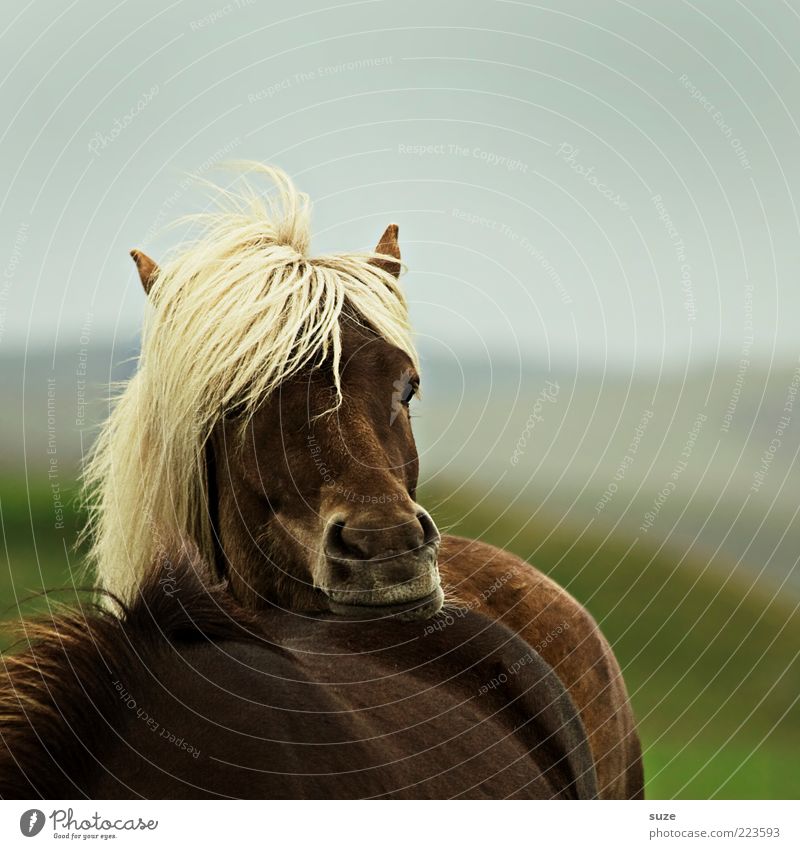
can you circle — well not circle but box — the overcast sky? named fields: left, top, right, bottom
left=2, top=0, right=800, bottom=372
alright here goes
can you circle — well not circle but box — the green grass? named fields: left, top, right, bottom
left=2, top=475, right=797, bottom=798
left=0, top=478, right=85, bottom=649
left=419, top=482, right=800, bottom=799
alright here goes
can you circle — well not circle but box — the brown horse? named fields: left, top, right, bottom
left=84, top=164, right=642, bottom=797
left=0, top=551, right=597, bottom=799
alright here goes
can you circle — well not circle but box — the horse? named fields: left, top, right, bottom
left=0, top=550, right=598, bottom=799
left=81, top=163, right=643, bottom=797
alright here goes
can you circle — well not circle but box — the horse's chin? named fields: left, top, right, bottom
left=325, top=585, right=444, bottom=622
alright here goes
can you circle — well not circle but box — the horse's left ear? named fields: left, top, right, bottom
left=371, top=224, right=401, bottom=278
left=130, top=249, right=160, bottom=295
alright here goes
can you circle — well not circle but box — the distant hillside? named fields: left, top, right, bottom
left=2, top=341, right=799, bottom=598
left=414, top=349, right=800, bottom=599
left=0, top=337, right=138, bottom=476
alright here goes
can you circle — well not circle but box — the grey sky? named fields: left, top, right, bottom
left=2, top=0, right=800, bottom=370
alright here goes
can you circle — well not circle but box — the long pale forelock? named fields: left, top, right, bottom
left=82, top=163, right=418, bottom=602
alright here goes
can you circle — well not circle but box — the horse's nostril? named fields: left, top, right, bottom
left=337, top=521, right=381, bottom=560
left=329, top=519, right=346, bottom=546
left=325, top=519, right=352, bottom=559
left=325, top=517, right=376, bottom=560
left=416, top=510, right=440, bottom=548
left=324, top=510, right=438, bottom=562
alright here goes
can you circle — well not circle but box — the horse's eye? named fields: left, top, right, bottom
left=390, top=371, right=419, bottom=425
left=400, top=381, right=416, bottom=405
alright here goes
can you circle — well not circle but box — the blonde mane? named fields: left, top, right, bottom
left=82, top=163, right=418, bottom=602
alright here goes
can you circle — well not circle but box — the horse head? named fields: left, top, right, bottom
left=96, top=166, right=442, bottom=621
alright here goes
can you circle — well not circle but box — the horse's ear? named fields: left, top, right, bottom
left=371, top=224, right=401, bottom=278
left=130, top=249, right=160, bottom=295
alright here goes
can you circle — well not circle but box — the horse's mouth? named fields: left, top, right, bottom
left=325, top=586, right=444, bottom=622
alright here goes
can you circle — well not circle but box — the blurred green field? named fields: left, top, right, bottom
left=0, top=479, right=86, bottom=645
left=1, top=476, right=798, bottom=799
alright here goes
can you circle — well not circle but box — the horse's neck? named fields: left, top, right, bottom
left=204, top=440, right=226, bottom=580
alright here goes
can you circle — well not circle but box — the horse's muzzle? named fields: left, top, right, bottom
left=315, top=504, right=444, bottom=620
left=316, top=532, right=444, bottom=620
left=326, top=584, right=444, bottom=622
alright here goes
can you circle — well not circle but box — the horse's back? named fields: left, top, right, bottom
left=92, top=610, right=596, bottom=799
left=1, top=562, right=597, bottom=799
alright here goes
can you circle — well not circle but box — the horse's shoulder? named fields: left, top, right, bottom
left=439, top=533, right=600, bottom=631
